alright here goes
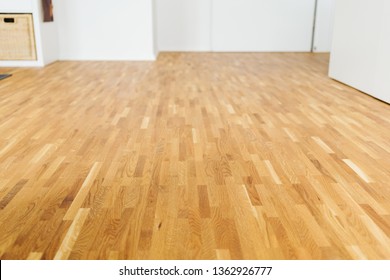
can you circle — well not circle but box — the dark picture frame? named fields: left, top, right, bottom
left=42, top=0, right=54, bottom=22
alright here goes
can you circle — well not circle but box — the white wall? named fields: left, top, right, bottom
left=56, top=0, right=155, bottom=60
left=329, top=0, right=390, bottom=103
left=35, top=0, right=59, bottom=65
left=152, top=0, right=159, bottom=56
left=156, top=0, right=211, bottom=51
left=313, top=0, right=335, bottom=52
left=0, top=0, right=32, bottom=12
left=373, top=0, right=390, bottom=103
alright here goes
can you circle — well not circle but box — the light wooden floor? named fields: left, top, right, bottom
left=0, top=53, right=390, bottom=260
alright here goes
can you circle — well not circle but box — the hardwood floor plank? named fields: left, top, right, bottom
left=26, top=252, right=43, bottom=260
left=342, top=159, right=372, bottom=183
left=54, top=208, right=90, bottom=260
left=63, top=162, right=102, bottom=220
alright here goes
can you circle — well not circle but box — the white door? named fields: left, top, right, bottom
left=156, top=0, right=330, bottom=52
left=212, top=0, right=316, bottom=52
left=156, top=0, right=212, bottom=51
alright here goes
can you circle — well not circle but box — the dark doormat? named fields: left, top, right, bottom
left=0, top=74, right=12, bottom=81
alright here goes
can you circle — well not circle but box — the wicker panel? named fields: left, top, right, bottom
left=0, top=14, right=37, bottom=60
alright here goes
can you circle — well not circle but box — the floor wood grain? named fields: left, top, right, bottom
left=0, top=53, right=389, bottom=259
